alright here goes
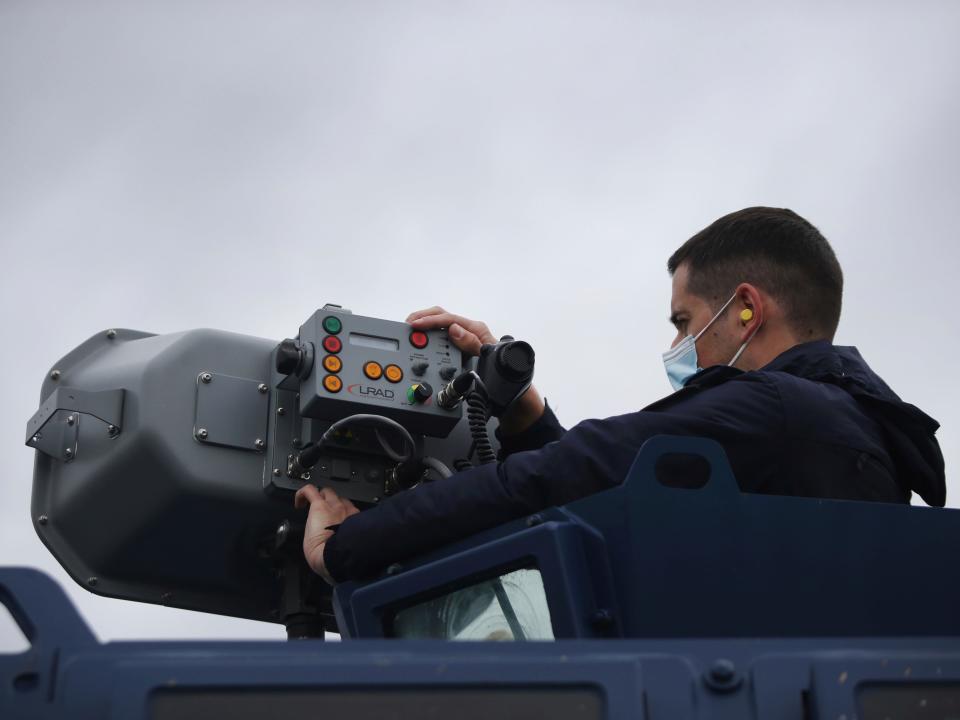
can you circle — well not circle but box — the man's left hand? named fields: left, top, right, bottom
left=294, top=485, right=360, bottom=585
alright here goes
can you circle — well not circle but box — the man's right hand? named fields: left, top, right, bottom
left=406, top=306, right=545, bottom=435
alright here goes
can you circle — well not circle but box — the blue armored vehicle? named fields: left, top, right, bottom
left=3, top=306, right=958, bottom=719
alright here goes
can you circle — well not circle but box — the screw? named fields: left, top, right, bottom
left=37, top=515, right=48, bottom=525
left=372, top=496, right=380, bottom=502
left=67, top=415, right=76, bottom=426
left=64, top=448, right=73, bottom=458
left=107, top=424, right=119, bottom=437
left=273, top=468, right=281, bottom=477
left=50, top=370, right=61, bottom=381
left=525, top=513, right=544, bottom=527
left=106, top=329, right=117, bottom=339
left=255, top=439, right=265, bottom=450
left=277, top=407, right=285, bottom=415
left=704, top=658, right=742, bottom=693
left=200, top=372, right=212, bottom=383
left=258, top=383, right=269, bottom=393
left=197, top=428, right=209, bottom=440
left=87, top=577, right=98, bottom=587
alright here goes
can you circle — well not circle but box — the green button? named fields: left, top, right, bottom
left=323, top=316, right=342, bottom=334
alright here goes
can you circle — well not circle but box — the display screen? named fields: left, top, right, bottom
left=349, top=332, right=400, bottom=352
left=858, top=683, right=960, bottom=719
left=151, top=686, right=602, bottom=720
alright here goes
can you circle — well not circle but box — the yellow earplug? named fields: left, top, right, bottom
left=740, top=308, right=754, bottom=323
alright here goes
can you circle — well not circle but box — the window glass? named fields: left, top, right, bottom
left=390, top=568, right=553, bottom=640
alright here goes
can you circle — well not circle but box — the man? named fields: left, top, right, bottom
left=296, top=207, right=946, bottom=585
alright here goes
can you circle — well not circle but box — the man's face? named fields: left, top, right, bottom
left=669, top=264, right=740, bottom=369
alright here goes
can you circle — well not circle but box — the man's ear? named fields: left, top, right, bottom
left=734, top=282, right=763, bottom=342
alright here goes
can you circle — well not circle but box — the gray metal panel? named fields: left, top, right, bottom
left=25, top=387, right=124, bottom=443
left=194, top=372, right=269, bottom=451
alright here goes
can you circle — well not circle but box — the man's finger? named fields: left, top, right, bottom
left=448, top=323, right=484, bottom=355
left=409, top=312, right=496, bottom=343
left=406, top=306, right=445, bottom=323
left=295, top=483, right=323, bottom=509
left=342, top=497, right=361, bottom=516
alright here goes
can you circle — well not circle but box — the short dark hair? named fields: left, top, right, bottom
left=667, top=207, right=844, bottom=340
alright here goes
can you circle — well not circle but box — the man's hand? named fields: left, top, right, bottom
left=406, top=306, right=545, bottom=434
left=294, top=485, right=359, bottom=585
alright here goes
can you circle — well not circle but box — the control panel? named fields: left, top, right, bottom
left=296, top=305, right=463, bottom=438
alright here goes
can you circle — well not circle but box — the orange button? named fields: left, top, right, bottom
left=364, top=361, right=383, bottom=380
left=384, top=364, right=403, bottom=383
left=323, top=355, right=342, bottom=373
left=323, top=375, right=342, bottom=393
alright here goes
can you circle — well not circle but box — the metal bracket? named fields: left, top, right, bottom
left=194, top=372, right=270, bottom=451
left=25, top=387, right=125, bottom=460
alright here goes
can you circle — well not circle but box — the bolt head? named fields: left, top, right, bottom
left=273, top=468, right=281, bottom=477
left=277, top=407, right=285, bottom=415
left=50, top=370, right=61, bottom=381
left=107, top=424, right=119, bottom=436
left=87, top=577, right=98, bottom=587
left=66, top=415, right=76, bottom=425
left=200, top=372, right=213, bottom=383
left=37, top=515, right=48, bottom=525
left=197, top=428, right=209, bottom=440
left=258, top=383, right=269, bottom=393
left=255, top=439, right=265, bottom=450
left=64, top=448, right=73, bottom=457
left=106, top=329, right=117, bottom=339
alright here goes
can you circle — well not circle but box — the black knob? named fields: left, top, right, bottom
left=276, top=338, right=303, bottom=375
left=439, top=366, right=457, bottom=381
left=412, top=361, right=429, bottom=376
left=409, top=382, right=433, bottom=404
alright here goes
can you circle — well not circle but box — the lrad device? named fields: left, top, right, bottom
left=24, top=304, right=535, bottom=637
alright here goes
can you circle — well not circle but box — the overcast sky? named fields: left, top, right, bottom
left=2, top=1, right=959, bottom=646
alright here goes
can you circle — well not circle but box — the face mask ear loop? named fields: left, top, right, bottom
left=728, top=318, right=763, bottom=368
left=693, top=293, right=738, bottom=343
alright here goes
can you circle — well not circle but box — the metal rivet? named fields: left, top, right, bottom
left=273, top=468, right=281, bottom=477
left=255, top=439, right=265, bottom=450
left=37, top=515, right=48, bottom=525
left=258, top=383, right=269, bottom=393
left=106, top=329, right=117, bottom=339
left=525, top=513, right=543, bottom=527
left=386, top=563, right=402, bottom=575
left=50, top=370, right=61, bottom=381
left=197, top=428, right=209, bottom=440
left=277, top=407, right=285, bottom=415
left=372, top=496, right=380, bottom=503
left=200, top=372, right=212, bottom=383
left=66, top=415, right=76, bottom=426
left=704, top=658, right=742, bottom=693
left=107, top=425, right=119, bottom=437
left=87, top=577, right=98, bottom=587
left=64, top=448, right=73, bottom=458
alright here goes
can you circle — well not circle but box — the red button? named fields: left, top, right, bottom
left=410, top=331, right=428, bottom=349
left=323, top=336, right=342, bottom=353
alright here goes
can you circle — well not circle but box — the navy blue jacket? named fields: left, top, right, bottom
left=323, top=341, right=946, bottom=582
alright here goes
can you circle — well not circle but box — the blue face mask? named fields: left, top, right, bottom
left=662, top=293, right=754, bottom=391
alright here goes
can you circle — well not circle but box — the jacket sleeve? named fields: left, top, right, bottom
left=323, top=376, right=783, bottom=582
left=324, top=409, right=666, bottom=582
left=495, top=399, right=566, bottom=458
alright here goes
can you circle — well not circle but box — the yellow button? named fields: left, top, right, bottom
left=323, top=375, right=342, bottom=393
left=364, top=361, right=383, bottom=380
left=323, top=355, right=342, bottom=373
left=384, top=364, right=403, bottom=383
